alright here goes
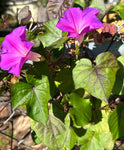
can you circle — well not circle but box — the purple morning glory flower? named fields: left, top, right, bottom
left=56, top=7, right=104, bottom=40
left=0, top=26, right=34, bottom=76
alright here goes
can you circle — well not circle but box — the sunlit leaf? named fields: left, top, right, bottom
left=39, top=19, right=68, bottom=48
left=47, top=0, right=74, bottom=20
left=108, top=103, right=124, bottom=140
left=112, top=3, right=124, bottom=19
left=69, top=93, right=92, bottom=127
left=78, top=118, right=114, bottom=150
left=12, top=76, right=51, bottom=125
left=73, top=52, right=119, bottom=102
left=31, top=106, right=76, bottom=150
left=90, top=0, right=106, bottom=19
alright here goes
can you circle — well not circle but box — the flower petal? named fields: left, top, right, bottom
left=12, top=26, right=27, bottom=40
left=0, top=26, right=33, bottom=76
left=56, top=7, right=104, bottom=39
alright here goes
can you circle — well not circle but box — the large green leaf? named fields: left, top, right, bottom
left=12, top=76, right=51, bottom=125
left=31, top=106, right=76, bottom=150
left=39, top=19, right=68, bottom=48
left=108, top=103, right=124, bottom=140
left=69, top=93, right=92, bottom=127
left=78, top=118, right=114, bottom=150
left=73, top=52, right=119, bottom=102
left=112, top=55, right=124, bottom=95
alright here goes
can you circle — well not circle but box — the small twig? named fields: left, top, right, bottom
left=95, top=100, right=114, bottom=111
left=105, top=34, right=117, bottom=52
left=0, top=100, right=11, bottom=113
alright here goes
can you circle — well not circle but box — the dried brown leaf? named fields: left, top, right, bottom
left=18, top=6, right=32, bottom=24
left=47, top=0, right=74, bottom=20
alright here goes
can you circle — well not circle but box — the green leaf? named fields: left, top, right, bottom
left=39, top=19, right=68, bottom=48
left=112, top=3, right=124, bottom=19
left=74, top=0, right=86, bottom=8
left=55, top=68, right=74, bottom=93
left=112, top=55, right=124, bottom=95
left=12, top=82, right=33, bottom=108
left=12, top=76, right=51, bottom=125
left=73, top=52, right=119, bottom=102
left=27, top=62, right=56, bottom=97
left=69, top=93, right=92, bottom=127
left=31, top=106, right=76, bottom=150
left=90, top=0, right=106, bottom=19
left=108, top=103, right=124, bottom=140
left=78, top=118, right=114, bottom=150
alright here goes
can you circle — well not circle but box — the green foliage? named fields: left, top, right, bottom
left=108, top=103, right=124, bottom=140
left=112, top=55, right=124, bottom=95
left=4, top=1, right=124, bottom=149
left=73, top=52, right=119, bottom=102
left=74, top=0, right=86, bottom=8
left=90, top=0, right=106, bottom=19
left=31, top=106, right=76, bottom=150
left=69, top=93, right=92, bottom=127
left=39, top=19, right=68, bottom=48
left=12, top=75, right=51, bottom=125
left=78, top=118, right=114, bottom=150
left=112, top=2, right=124, bottom=19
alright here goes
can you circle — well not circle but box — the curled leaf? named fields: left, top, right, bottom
left=18, top=6, right=32, bottom=24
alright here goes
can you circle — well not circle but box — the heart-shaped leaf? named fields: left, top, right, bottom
left=73, top=52, right=119, bottom=102
left=31, top=106, right=76, bottom=150
left=12, top=75, right=51, bottom=125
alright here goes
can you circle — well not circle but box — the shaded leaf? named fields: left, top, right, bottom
left=69, top=93, right=92, bottom=127
left=108, top=103, right=124, bottom=140
left=112, top=55, right=124, bottom=95
left=18, top=6, right=32, bottom=24
left=12, top=76, right=51, bottom=125
left=55, top=68, right=74, bottom=93
left=73, top=52, right=119, bottom=102
left=39, top=19, right=68, bottom=48
left=27, top=62, right=56, bottom=97
left=47, top=0, right=74, bottom=20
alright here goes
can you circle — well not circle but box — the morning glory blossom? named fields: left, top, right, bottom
left=0, top=26, right=41, bottom=76
left=56, top=7, right=104, bottom=45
